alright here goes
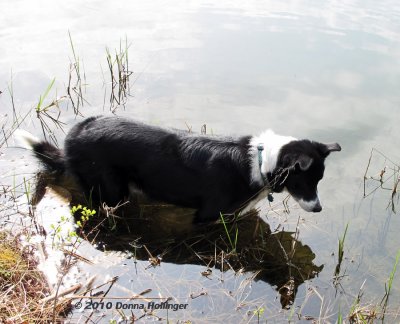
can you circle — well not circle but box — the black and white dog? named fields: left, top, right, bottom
left=16, top=116, right=341, bottom=222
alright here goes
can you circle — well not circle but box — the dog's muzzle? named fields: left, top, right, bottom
left=297, top=197, right=322, bottom=213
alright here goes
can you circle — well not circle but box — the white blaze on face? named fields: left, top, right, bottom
left=296, top=196, right=322, bottom=212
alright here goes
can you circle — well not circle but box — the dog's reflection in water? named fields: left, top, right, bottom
left=33, top=173, right=323, bottom=310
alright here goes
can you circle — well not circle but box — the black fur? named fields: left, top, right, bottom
left=42, top=116, right=261, bottom=222
left=31, top=141, right=65, bottom=173
left=268, top=140, right=329, bottom=205
left=28, top=116, right=340, bottom=221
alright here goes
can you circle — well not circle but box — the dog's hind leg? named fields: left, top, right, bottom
left=76, top=168, right=129, bottom=207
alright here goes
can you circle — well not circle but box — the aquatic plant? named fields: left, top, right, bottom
left=219, top=212, right=238, bottom=253
left=334, top=222, right=349, bottom=279
left=104, top=37, right=133, bottom=112
left=380, top=249, right=400, bottom=320
left=35, top=78, right=66, bottom=145
left=67, top=30, right=86, bottom=115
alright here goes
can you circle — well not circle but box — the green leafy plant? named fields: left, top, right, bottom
left=73, top=204, right=97, bottom=228
left=253, top=306, right=265, bottom=323
left=50, top=204, right=96, bottom=248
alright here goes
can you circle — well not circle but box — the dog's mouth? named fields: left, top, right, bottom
left=294, top=196, right=322, bottom=213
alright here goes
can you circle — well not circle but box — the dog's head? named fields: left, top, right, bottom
left=268, top=140, right=341, bottom=212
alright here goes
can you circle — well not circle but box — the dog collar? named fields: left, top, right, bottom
left=257, top=143, right=268, bottom=182
left=257, top=144, right=263, bottom=168
left=257, top=143, right=274, bottom=202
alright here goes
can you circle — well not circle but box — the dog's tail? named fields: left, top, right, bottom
left=14, top=130, right=65, bottom=173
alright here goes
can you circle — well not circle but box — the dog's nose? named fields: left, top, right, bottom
left=312, top=204, right=322, bottom=212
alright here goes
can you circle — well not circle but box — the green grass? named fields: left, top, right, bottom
left=337, top=305, right=343, bottom=324
left=380, top=249, right=400, bottom=317
left=334, top=222, right=349, bottom=278
left=34, top=78, right=66, bottom=144
left=219, top=213, right=238, bottom=253
left=36, top=78, right=55, bottom=113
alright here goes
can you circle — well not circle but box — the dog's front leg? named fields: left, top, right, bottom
left=194, top=196, right=231, bottom=223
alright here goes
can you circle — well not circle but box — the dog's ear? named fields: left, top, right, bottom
left=318, top=143, right=341, bottom=157
left=295, top=155, right=313, bottom=171
left=283, top=153, right=313, bottom=172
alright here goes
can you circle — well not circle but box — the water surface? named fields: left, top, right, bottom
left=1, top=0, right=400, bottom=322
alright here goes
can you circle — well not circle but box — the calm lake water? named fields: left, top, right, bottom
left=1, top=0, right=400, bottom=322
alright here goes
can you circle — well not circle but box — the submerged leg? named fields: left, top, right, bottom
left=75, top=168, right=128, bottom=207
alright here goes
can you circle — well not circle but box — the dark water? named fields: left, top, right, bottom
left=1, top=0, right=400, bottom=322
